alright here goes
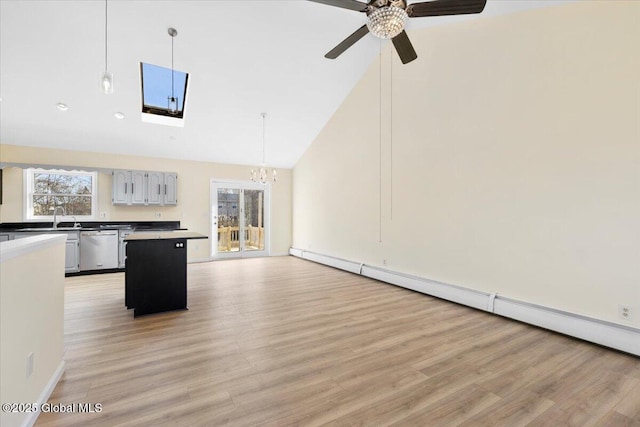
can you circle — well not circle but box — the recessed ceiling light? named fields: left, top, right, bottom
left=114, top=112, right=125, bottom=119
left=56, top=103, right=68, bottom=111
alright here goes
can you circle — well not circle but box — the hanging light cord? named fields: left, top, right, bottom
left=379, top=39, right=383, bottom=243
left=262, top=113, right=267, bottom=165
left=171, top=34, right=175, bottom=100
left=390, top=44, right=393, bottom=221
left=104, top=0, right=108, bottom=72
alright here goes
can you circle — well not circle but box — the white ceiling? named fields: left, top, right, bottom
left=0, top=0, right=573, bottom=169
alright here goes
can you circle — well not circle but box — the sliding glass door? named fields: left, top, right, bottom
left=211, top=181, right=269, bottom=258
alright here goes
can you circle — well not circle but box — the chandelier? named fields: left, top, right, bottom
left=366, top=4, right=408, bottom=39
left=251, top=113, right=277, bottom=185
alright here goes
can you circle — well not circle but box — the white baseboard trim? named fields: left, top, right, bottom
left=22, top=360, right=65, bottom=427
left=361, top=265, right=490, bottom=311
left=196, top=253, right=295, bottom=263
left=289, top=248, right=639, bottom=356
left=269, top=252, right=291, bottom=257
left=493, top=297, right=640, bottom=356
left=188, top=257, right=214, bottom=264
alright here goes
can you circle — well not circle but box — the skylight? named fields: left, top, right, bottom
left=140, top=62, right=189, bottom=125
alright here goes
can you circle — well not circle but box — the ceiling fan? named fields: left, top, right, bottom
left=309, top=0, right=487, bottom=64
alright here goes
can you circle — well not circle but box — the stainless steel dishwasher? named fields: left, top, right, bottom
left=80, top=230, right=119, bottom=270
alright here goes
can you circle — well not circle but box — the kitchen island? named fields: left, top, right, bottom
left=124, top=231, right=207, bottom=317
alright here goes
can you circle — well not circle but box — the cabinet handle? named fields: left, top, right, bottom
left=165, top=184, right=167, bottom=195
left=124, top=182, right=127, bottom=194
left=131, top=183, right=134, bottom=193
left=158, top=184, right=161, bottom=195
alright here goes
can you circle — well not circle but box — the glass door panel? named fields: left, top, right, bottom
left=211, top=181, right=269, bottom=259
left=217, top=188, right=240, bottom=253
left=243, top=189, right=264, bottom=252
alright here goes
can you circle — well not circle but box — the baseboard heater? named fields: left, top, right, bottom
left=289, top=248, right=639, bottom=357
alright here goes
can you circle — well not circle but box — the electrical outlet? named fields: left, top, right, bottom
left=26, top=352, right=34, bottom=379
left=99, top=212, right=107, bottom=218
left=619, top=305, right=632, bottom=321
left=155, top=212, right=162, bottom=218
left=383, top=259, right=388, bottom=266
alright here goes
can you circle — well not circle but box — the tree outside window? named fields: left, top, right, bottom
left=24, top=169, right=97, bottom=220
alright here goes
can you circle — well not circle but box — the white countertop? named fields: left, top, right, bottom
left=0, top=234, right=67, bottom=263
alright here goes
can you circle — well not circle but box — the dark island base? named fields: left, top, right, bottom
left=125, top=238, right=188, bottom=317
left=66, top=267, right=123, bottom=277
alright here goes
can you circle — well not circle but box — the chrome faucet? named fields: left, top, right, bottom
left=52, top=206, right=66, bottom=229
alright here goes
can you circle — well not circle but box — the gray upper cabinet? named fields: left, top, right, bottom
left=147, top=171, right=164, bottom=205
left=163, top=173, right=178, bottom=205
left=130, top=171, right=147, bottom=205
left=112, top=170, right=129, bottom=205
left=112, top=170, right=147, bottom=205
left=113, top=169, right=177, bottom=206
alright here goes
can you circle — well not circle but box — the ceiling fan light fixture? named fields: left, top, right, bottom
left=367, top=6, right=408, bottom=39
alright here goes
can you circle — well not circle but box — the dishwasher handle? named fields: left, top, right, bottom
left=81, top=231, right=118, bottom=236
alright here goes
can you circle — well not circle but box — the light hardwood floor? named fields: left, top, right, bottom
left=36, top=256, right=639, bottom=426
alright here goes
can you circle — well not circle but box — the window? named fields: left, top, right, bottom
left=24, top=169, right=98, bottom=220
left=140, top=62, right=189, bottom=121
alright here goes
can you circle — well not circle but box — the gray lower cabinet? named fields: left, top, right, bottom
left=65, top=233, right=80, bottom=273
left=11, top=231, right=80, bottom=273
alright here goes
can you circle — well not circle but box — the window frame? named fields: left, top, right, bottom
left=140, top=62, right=190, bottom=119
left=23, top=168, right=98, bottom=221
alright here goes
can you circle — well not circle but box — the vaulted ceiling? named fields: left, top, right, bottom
left=0, top=0, right=572, bottom=168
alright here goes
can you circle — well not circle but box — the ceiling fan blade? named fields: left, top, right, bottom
left=392, top=31, right=418, bottom=64
left=407, top=0, right=487, bottom=17
left=325, top=25, right=370, bottom=59
left=307, top=0, right=368, bottom=12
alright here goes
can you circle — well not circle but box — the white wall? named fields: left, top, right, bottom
left=0, top=144, right=293, bottom=260
left=1, top=235, right=66, bottom=427
left=293, top=1, right=640, bottom=327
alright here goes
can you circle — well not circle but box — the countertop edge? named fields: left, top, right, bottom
left=1, top=234, right=67, bottom=263
left=125, top=231, right=208, bottom=241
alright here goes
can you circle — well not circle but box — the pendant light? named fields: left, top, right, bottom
left=167, top=27, right=178, bottom=114
left=251, top=113, right=277, bottom=185
left=100, top=0, right=113, bottom=94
